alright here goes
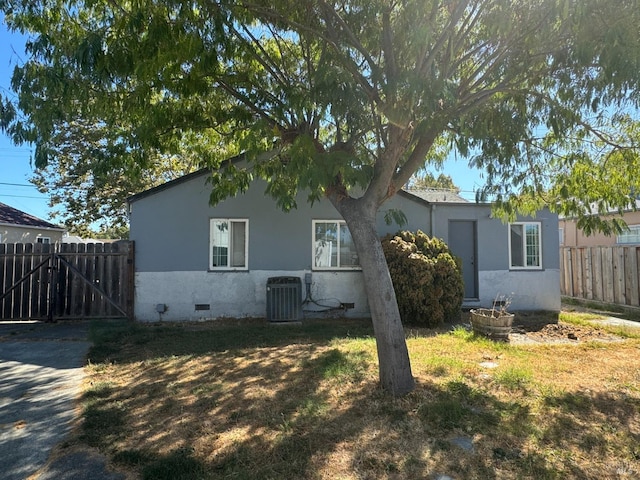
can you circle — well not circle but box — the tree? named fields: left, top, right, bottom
left=2, top=0, right=639, bottom=396
left=28, top=123, right=233, bottom=232
left=408, top=172, right=460, bottom=192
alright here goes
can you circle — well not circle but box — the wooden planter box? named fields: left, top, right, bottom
left=470, top=308, right=514, bottom=341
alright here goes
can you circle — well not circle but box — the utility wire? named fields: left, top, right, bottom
left=0, top=181, right=38, bottom=188
left=0, top=193, right=48, bottom=200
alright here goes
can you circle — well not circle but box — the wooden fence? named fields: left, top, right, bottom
left=560, top=246, right=640, bottom=307
left=0, top=241, right=134, bottom=321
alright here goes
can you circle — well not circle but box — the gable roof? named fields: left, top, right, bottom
left=127, top=154, right=246, bottom=204
left=0, top=202, right=64, bottom=230
left=127, top=153, right=473, bottom=208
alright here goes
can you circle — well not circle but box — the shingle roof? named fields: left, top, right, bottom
left=403, top=188, right=468, bottom=203
left=0, top=202, right=64, bottom=230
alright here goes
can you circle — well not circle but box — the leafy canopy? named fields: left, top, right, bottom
left=1, top=0, right=639, bottom=229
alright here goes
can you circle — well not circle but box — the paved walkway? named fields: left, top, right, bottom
left=0, top=321, right=124, bottom=480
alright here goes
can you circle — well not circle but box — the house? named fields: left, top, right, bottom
left=128, top=158, right=560, bottom=322
left=0, top=202, right=65, bottom=244
left=559, top=201, right=640, bottom=247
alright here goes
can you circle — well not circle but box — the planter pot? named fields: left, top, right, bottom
left=470, top=308, right=514, bottom=341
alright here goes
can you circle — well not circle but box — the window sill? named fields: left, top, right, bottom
left=208, top=268, right=249, bottom=272
left=312, top=268, right=362, bottom=272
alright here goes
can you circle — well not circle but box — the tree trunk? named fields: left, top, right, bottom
left=335, top=198, right=415, bottom=396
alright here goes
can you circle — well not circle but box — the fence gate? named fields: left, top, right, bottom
left=0, top=241, right=134, bottom=321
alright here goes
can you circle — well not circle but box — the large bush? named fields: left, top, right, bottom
left=382, top=230, right=464, bottom=327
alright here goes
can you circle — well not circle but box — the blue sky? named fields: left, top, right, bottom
left=0, top=15, right=484, bottom=224
left=0, top=16, right=50, bottom=219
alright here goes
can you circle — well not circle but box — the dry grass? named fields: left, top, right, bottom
left=71, top=314, right=640, bottom=479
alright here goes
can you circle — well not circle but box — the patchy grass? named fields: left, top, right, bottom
left=76, top=315, right=640, bottom=479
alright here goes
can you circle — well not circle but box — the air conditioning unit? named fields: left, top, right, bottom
left=266, top=276, right=302, bottom=322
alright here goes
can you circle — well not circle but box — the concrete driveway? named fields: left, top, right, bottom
left=0, top=321, right=124, bottom=480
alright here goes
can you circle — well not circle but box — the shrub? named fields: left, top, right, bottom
left=382, top=230, right=464, bottom=327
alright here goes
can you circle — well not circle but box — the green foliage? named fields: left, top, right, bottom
left=3, top=0, right=640, bottom=395
left=382, top=230, right=464, bottom=327
left=2, top=0, right=639, bottom=224
left=408, top=172, right=460, bottom=193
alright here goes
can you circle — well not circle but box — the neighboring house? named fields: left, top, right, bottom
left=128, top=158, right=560, bottom=322
left=0, top=202, right=65, bottom=244
left=559, top=201, right=640, bottom=247
left=62, top=235, right=120, bottom=243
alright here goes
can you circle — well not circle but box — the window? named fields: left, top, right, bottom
left=559, top=227, right=564, bottom=246
left=509, top=222, right=541, bottom=269
left=617, top=225, right=640, bottom=244
left=209, top=219, right=248, bottom=270
left=313, top=220, right=359, bottom=269
left=36, top=237, right=51, bottom=244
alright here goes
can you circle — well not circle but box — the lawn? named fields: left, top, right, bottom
left=69, top=313, right=640, bottom=479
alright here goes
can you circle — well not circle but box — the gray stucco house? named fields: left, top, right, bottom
left=128, top=159, right=560, bottom=322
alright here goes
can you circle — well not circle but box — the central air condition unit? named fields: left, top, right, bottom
left=266, top=276, right=302, bottom=322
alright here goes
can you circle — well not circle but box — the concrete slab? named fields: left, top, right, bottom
left=0, top=321, right=124, bottom=479
left=588, top=316, right=640, bottom=330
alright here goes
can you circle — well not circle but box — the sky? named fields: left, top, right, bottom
left=0, top=16, right=50, bottom=220
left=0, top=15, right=485, bottom=224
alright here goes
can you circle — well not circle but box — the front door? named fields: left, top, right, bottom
left=448, top=220, right=478, bottom=299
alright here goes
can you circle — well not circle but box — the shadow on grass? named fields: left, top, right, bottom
left=81, top=318, right=640, bottom=479
left=87, top=318, right=375, bottom=364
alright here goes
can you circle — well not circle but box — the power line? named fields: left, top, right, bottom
left=0, top=193, right=48, bottom=200
left=0, top=181, right=37, bottom=188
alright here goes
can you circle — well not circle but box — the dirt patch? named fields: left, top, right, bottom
left=509, top=320, right=623, bottom=345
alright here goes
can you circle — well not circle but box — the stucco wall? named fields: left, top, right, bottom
left=130, top=171, right=560, bottom=321
left=432, top=204, right=559, bottom=271
left=129, top=171, right=424, bottom=321
left=129, top=172, right=427, bottom=273
left=428, top=203, right=560, bottom=310
left=0, top=225, right=64, bottom=244
left=135, top=269, right=369, bottom=321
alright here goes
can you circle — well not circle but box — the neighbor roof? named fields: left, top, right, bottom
left=0, top=202, right=64, bottom=230
left=403, top=188, right=468, bottom=203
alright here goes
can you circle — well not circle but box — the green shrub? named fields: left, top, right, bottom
left=382, top=230, right=464, bottom=327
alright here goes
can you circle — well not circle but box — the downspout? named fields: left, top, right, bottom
left=430, top=203, right=436, bottom=237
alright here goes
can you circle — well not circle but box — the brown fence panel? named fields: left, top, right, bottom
left=560, top=246, right=640, bottom=307
left=0, top=241, right=134, bottom=321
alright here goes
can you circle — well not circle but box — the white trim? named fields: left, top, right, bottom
left=36, top=236, right=51, bottom=244
left=0, top=222, right=65, bottom=232
left=508, top=222, right=542, bottom=270
left=312, top=220, right=361, bottom=271
left=209, top=218, right=249, bottom=271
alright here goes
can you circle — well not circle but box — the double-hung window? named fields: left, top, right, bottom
left=313, top=220, right=359, bottom=269
left=509, top=222, right=542, bottom=269
left=209, top=219, right=248, bottom=270
left=36, top=237, right=51, bottom=244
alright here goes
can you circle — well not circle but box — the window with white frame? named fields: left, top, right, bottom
left=617, top=225, right=640, bottom=244
left=313, top=220, right=359, bottom=269
left=36, top=237, right=51, bottom=244
left=509, top=222, right=542, bottom=269
left=209, top=219, right=248, bottom=270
